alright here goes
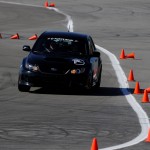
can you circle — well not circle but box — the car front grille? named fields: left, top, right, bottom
left=39, top=61, right=70, bottom=75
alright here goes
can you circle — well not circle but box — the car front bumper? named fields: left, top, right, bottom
left=18, top=69, right=89, bottom=88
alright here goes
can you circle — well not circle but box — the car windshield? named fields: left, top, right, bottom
left=32, top=37, right=87, bottom=55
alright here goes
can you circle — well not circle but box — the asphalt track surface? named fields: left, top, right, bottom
left=0, top=0, right=150, bottom=150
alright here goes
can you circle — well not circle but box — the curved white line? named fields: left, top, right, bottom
left=96, top=45, right=150, bottom=150
left=0, top=1, right=149, bottom=149
left=47, top=7, right=73, bottom=32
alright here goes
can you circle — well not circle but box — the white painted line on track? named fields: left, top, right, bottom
left=1, top=1, right=149, bottom=149
left=96, top=45, right=150, bottom=150
left=47, top=7, right=73, bottom=32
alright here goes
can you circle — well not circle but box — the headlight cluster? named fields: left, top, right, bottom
left=71, top=59, right=85, bottom=74
left=25, top=63, right=40, bottom=72
left=71, top=68, right=85, bottom=74
left=72, top=58, right=85, bottom=65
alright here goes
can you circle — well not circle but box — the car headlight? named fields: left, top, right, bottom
left=72, top=58, right=85, bottom=65
left=25, top=63, right=40, bottom=72
left=71, top=68, right=85, bottom=74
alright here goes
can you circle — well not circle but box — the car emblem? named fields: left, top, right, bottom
left=51, top=67, right=58, bottom=71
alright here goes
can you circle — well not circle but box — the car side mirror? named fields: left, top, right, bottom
left=93, top=51, right=100, bottom=57
left=23, top=45, right=31, bottom=52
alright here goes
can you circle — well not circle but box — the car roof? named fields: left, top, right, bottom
left=41, top=31, right=89, bottom=40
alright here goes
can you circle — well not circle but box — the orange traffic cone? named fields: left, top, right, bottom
left=44, top=1, right=49, bottom=7
left=10, top=33, right=19, bottom=39
left=145, top=87, right=150, bottom=93
left=28, top=34, right=38, bottom=40
left=126, top=52, right=135, bottom=59
left=0, top=33, right=2, bottom=39
left=91, top=138, right=98, bottom=150
left=128, top=69, right=135, bottom=81
left=49, top=2, right=55, bottom=7
left=133, top=82, right=141, bottom=94
left=145, top=128, right=150, bottom=142
left=120, top=49, right=126, bottom=59
left=142, top=90, right=149, bottom=103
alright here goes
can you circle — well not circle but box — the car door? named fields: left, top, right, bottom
left=88, top=37, right=99, bottom=83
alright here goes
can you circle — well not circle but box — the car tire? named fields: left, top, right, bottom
left=18, top=84, right=30, bottom=92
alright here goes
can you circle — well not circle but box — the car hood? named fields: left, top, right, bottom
left=28, top=52, right=87, bottom=63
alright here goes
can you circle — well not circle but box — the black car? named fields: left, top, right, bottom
left=18, top=31, right=102, bottom=92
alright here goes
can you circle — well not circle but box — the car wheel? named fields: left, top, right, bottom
left=18, top=84, right=30, bottom=92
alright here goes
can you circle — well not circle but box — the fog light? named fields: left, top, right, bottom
left=71, top=68, right=85, bottom=74
left=71, top=69, right=77, bottom=74
left=32, top=65, right=39, bottom=72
